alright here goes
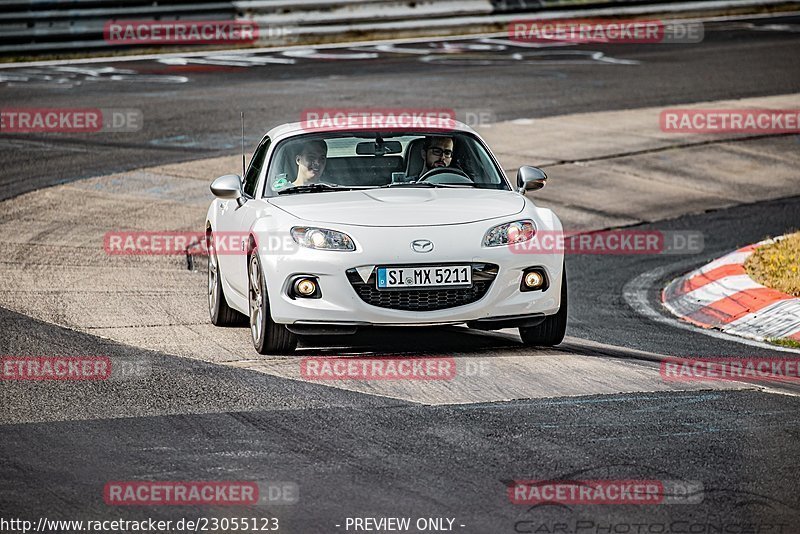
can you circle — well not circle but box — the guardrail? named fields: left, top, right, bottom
left=0, top=0, right=237, bottom=55
left=241, top=0, right=671, bottom=44
left=0, top=0, right=791, bottom=56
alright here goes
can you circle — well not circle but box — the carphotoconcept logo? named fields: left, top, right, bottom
left=660, top=109, right=800, bottom=134
left=509, top=19, right=703, bottom=44
left=0, top=108, right=143, bottom=133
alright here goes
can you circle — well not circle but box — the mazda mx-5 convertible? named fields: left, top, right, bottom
left=205, top=121, right=566, bottom=354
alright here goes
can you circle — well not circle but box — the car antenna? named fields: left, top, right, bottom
left=241, top=111, right=246, bottom=177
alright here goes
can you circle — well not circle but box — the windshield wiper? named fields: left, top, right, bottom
left=278, top=183, right=349, bottom=195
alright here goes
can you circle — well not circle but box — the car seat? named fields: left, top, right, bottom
left=404, top=138, right=426, bottom=179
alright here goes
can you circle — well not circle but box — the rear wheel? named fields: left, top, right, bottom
left=208, top=234, right=245, bottom=326
left=248, top=252, right=297, bottom=354
left=519, top=263, right=567, bottom=346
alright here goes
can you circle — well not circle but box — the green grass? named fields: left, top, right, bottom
left=767, top=338, right=800, bottom=349
left=744, top=231, right=800, bottom=297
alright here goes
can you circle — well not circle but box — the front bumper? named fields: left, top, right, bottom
left=285, top=312, right=547, bottom=335
left=259, top=222, right=564, bottom=326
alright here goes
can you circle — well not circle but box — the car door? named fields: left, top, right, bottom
left=215, top=138, right=270, bottom=297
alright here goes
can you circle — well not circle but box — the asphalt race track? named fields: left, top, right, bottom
left=3, top=14, right=800, bottom=200
left=2, top=11, right=800, bottom=534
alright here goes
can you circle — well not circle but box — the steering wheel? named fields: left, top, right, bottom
left=418, top=167, right=473, bottom=184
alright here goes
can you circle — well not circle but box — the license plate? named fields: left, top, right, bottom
left=377, top=265, right=472, bottom=289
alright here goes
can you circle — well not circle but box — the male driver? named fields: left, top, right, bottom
left=294, top=139, right=328, bottom=186
left=418, top=135, right=454, bottom=177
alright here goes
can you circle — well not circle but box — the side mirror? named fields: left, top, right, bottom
left=211, top=174, right=244, bottom=202
left=516, top=166, right=547, bottom=195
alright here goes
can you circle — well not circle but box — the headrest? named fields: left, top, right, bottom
left=405, top=138, right=426, bottom=178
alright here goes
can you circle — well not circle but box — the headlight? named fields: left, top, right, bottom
left=483, top=220, right=536, bottom=247
left=291, top=227, right=355, bottom=251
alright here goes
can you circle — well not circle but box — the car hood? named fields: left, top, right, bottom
left=268, top=188, right=525, bottom=227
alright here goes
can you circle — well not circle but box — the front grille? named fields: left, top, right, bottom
left=346, top=263, right=498, bottom=312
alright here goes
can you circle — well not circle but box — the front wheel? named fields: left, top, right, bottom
left=208, top=237, right=246, bottom=326
left=519, top=263, right=567, bottom=346
left=248, top=252, right=297, bottom=354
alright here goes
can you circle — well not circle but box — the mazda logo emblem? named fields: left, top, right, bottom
left=411, top=239, right=434, bottom=253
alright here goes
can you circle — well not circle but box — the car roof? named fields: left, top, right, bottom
left=263, top=120, right=480, bottom=143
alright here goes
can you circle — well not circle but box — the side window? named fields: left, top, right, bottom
left=243, top=138, right=270, bottom=198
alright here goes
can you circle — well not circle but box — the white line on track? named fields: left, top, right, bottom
left=623, top=264, right=800, bottom=355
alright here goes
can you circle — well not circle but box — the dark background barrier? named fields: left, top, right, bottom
left=0, top=0, right=772, bottom=57
left=0, top=0, right=236, bottom=55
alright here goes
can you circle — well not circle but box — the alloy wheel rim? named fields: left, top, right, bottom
left=249, top=256, right=263, bottom=343
left=208, top=247, right=217, bottom=313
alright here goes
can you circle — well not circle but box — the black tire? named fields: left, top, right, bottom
left=248, top=252, right=297, bottom=354
left=208, top=234, right=245, bottom=326
left=519, top=263, right=568, bottom=346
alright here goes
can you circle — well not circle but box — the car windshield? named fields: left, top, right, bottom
left=264, top=132, right=508, bottom=195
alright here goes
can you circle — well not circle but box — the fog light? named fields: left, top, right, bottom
left=524, top=271, right=544, bottom=289
left=294, top=278, right=317, bottom=296
left=520, top=268, right=548, bottom=292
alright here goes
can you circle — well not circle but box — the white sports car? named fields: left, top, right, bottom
left=205, top=121, right=566, bottom=354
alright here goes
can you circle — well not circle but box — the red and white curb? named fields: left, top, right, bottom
left=662, top=240, right=800, bottom=343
